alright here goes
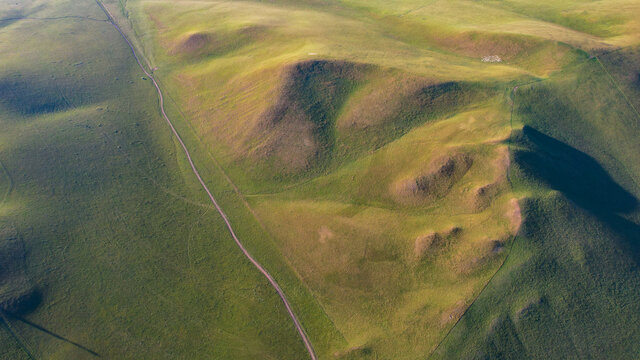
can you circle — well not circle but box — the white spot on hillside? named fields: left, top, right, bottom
left=481, top=55, right=502, bottom=63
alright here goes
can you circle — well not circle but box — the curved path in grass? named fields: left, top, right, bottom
left=93, top=1, right=317, bottom=359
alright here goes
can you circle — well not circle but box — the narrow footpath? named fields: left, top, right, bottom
left=93, top=1, right=317, bottom=358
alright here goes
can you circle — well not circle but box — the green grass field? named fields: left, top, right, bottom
left=2, top=0, right=640, bottom=358
left=0, top=0, right=332, bottom=358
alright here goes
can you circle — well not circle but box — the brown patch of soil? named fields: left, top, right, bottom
left=506, top=198, right=522, bottom=233
left=440, top=300, right=467, bottom=326
left=318, top=226, right=334, bottom=244
left=433, top=31, right=541, bottom=62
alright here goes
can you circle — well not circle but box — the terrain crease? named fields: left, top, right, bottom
left=92, top=1, right=318, bottom=359
left=594, top=56, right=640, bottom=121
left=427, top=82, right=535, bottom=358
left=427, top=53, right=634, bottom=355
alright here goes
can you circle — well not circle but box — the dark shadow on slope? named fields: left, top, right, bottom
left=485, top=315, right=529, bottom=360
left=513, top=126, right=640, bottom=264
left=433, top=193, right=640, bottom=359
left=443, top=127, right=640, bottom=359
left=588, top=207, right=640, bottom=266
left=0, top=291, right=41, bottom=316
left=0, top=78, right=70, bottom=116
left=0, top=224, right=40, bottom=316
left=433, top=75, right=640, bottom=359
left=512, top=126, right=638, bottom=215
left=0, top=17, right=21, bottom=29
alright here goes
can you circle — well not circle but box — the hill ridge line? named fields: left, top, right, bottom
left=92, top=1, right=317, bottom=359
left=427, top=81, right=542, bottom=358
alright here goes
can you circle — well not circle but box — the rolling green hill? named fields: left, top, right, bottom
left=433, top=57, right=640, bottom=359
left=1, top=0, right=640, bottom=358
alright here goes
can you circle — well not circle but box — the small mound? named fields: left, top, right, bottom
left=444, top=226, right=463, bottom=238
left=471, top=182, right=501, bottom=212
left=469, top=147, right=510, bottom=212
left=517, top=297, right=546, bottom=320
left=414, top=227, right=462, bottom=260
left=177, top=32, right=211, bottom=54
left=454, top=237, right=507, bottom=274
left=393, top=153, right=473, bottom=205
left=171, top=26, right=269, bottom=58
left=334, top=345, right=374, bottom=358
left=414, top=232, right=441, bottom=259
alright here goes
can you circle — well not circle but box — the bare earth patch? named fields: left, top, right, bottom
left=318, top=226, right=334, bottom=244
left=440, top=300, right=467, bottom=326
left=506, top=198, right=522, bottom=233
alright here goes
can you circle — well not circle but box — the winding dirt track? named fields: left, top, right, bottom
left=93, top=1, right=317, bottom=359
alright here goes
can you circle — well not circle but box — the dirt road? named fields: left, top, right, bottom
left=93, top=1, right=317, bottom=359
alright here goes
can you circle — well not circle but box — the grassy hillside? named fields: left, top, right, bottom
left=433, top=58, right=640, bottom=359
left=106, top=0, right=640, bottom=358
left=3, top=0, right=640, bottom=358
left=0, top=0, right=336, bottom=358
left=105, top=0, right=640, bottom=358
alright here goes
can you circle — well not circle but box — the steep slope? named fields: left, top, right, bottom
left=433, top=59, right=640, bottom=359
